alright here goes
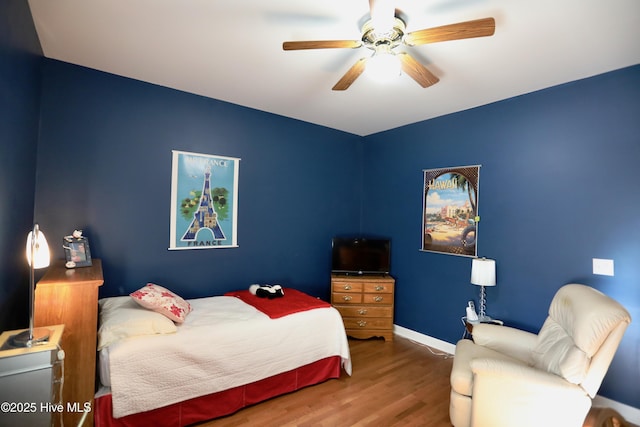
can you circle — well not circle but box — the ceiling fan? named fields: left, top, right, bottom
left=282, top=0, right=495, bottom=91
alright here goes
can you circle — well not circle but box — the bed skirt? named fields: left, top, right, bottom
left=95, top=355, right=342, bottom=427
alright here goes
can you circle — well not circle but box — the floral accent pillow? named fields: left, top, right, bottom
left=130, top=283, right=192, bottom=323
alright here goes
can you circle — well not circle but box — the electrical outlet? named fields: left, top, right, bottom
left=593, top=258, right=614, bottom=276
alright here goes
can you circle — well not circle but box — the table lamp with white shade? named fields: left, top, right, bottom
left=11, top=224, right=51, bottom=347
left=470, top=257, right=496, bottom=322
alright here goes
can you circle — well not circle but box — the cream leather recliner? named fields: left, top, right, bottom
left=449, top=284, right=631, bottom=427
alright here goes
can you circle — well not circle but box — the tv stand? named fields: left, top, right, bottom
left=330, top=274, right=395, bottom=341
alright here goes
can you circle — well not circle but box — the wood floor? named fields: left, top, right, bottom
left=197, top=336, right=454, bottom=427
left=196, top=336, right=637, bottom=427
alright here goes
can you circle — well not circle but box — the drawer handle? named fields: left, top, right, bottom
left=342, top=295, right=352, bottom=302
left=375, top=285, right=384, bottom=291
left=374, top=296, right=383, bottom=302
left=343, top=284, right=352, bottom=290
left=358, top=309, right=368, bottom=315
left=357, top=320, right=367, bottom=327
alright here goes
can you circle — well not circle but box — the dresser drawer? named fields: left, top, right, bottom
left=331, top=281, right=363, bottom=293
left=334, top=305, right=392, bottom=318
left=363, top=293, right=392, bottom=304
left=332, top=292, right=363, bottom=304
left=343, top=317, right=393, bottom=330
left=363, top=282, right=393, bottom=293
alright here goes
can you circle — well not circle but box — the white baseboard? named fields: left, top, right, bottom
left=393, top=324, right=640, bottom=425
left=393, top=324, right=456, bottom=354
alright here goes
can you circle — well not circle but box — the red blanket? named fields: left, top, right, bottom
left=225, top=288, right=330, bottom=319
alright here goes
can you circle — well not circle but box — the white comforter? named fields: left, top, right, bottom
left=106, top=296, right=352, bottom=418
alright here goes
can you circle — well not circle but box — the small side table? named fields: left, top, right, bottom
left=0, top=325, right=65, bottom=427
left=461, top=316, right=503, bottom=339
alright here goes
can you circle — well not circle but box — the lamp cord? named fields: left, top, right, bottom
left=54, top=343, right=65, bottom=427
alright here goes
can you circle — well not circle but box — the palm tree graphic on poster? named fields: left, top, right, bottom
left=169, top=151, right=240, bottom=250
left=422, top=165, right=480, bottom=257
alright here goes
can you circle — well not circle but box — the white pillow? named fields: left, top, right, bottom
left=98, top=296, right=177, bottom=350
left=531, top=318, right=590, bottom=384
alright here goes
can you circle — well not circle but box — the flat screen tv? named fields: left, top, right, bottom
left=331, top=237, right=391, bottom=276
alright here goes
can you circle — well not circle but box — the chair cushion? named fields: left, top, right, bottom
left=548, top=284, right=631, bottom=356
left=530, top=318, right=589, bottom=384
left=451, top=339, right=527, bottom=397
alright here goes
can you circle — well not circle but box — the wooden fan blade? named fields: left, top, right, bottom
left=404, top=17, right=495, bottom=46
left=283, top=40, right=361, bottom=50
left=332, top=58, right=367, bottom=91
left=398, top=53, right=439, bottom=88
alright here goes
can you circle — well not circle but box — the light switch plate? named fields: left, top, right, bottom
left=593, top=258, right=614, bottom=276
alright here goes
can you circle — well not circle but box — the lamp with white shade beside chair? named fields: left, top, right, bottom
left=470, top=257, right=496, bottom=322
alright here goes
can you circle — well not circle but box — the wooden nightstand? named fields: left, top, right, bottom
left=331, top=274, right=395, bottom=341
left=34, top=259, right=103, bottom=427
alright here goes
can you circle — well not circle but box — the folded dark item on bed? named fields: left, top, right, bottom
left=225, top=288, right=330, bottom=318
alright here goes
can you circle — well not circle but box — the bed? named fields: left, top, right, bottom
left=94, top=287, right=352, bottom=427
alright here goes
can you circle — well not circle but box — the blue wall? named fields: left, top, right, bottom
left=362, top=65, right=640, bottom=408
left=0, top=0, right=43, bottom=332
left=34, top=60, right=362, bottom=300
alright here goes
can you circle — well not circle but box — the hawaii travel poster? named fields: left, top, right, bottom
left=422, top=165, right=480, bottom=257
left=169, top=150, right=239, bottom=250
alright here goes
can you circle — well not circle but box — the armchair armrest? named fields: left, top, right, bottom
left=469, top=358, right=591, bottom=427
left=471, top=357, right=579, bottom=391
left=471, top=324, right=537, bottom=364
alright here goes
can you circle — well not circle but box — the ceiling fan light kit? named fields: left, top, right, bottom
left=367, top=49, right=401, bottom=82
left=362, top=17, right=404, bottom=82
left=282, top=1, right=495, bottom=91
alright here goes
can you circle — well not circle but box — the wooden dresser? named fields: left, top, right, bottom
left=34, top=259, right=104, bottom=427
left=330, top=274, right=395, bottom=341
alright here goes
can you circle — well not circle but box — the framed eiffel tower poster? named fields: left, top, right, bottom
left=169, top=150, right=240, bottom=250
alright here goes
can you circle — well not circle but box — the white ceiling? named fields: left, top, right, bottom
left=28, top=0, right=640, bottom=136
